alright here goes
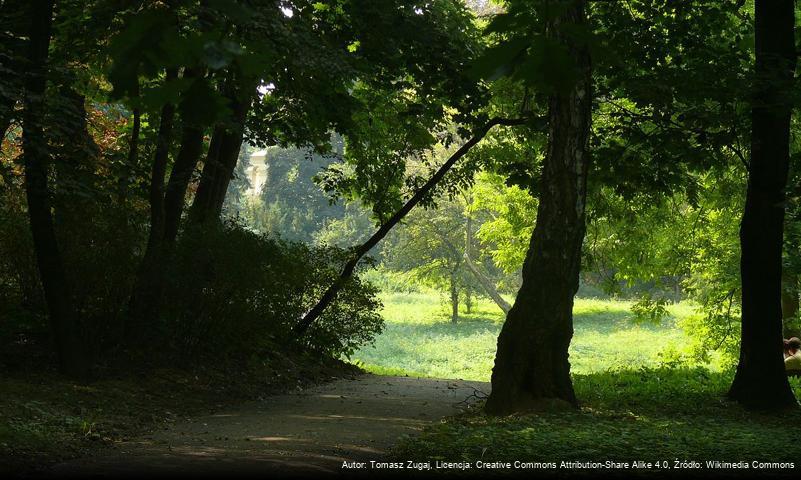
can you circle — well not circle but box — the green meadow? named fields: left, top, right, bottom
left=354, top=291, right=801, bottom=466
left=352, top=291, right=697, bottom=380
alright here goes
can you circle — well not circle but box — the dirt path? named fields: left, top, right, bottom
left=50, top=375, right=489, bottom=477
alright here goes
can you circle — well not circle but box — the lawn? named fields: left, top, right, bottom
left=352, top=291, right=697, bottom=380
left=352, top=291, right=801, bottom=474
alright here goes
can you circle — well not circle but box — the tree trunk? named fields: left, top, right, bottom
left=485, top=1, right=591, bottom=415
left=463, top=253, right=511, bottom=314
left=450, top=273, right=459, bottom=324
left=728, top=0, right=797, bottom=410
left=127, top=109, right=141, bottom=164
left=126, top=69, right=178, bottom=347
left=21, top=0, right=87, bottom=378
left=163, top=123, right=204, bottom=246
left=782, top=272, right=799, bottom=338
left=53, top=85, right=99, bottom=228
left=188, top=87, right=249, bottom=225
left=0, top=98, right=13, bottom=147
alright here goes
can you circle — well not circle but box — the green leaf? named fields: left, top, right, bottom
left=470, top=37, right=531, bottom=82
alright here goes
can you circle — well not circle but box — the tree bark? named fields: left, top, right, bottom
left=21, top=0, right=87, bottom=378
left=126, top=69, right=178, bottom=347
left=450, top=272, right=459, bottom=324
left=728, top=0, right=798, bottom=410
left=53, top=85, right=99, bottom=228
left=163, top=123, right=204, bottom=246
left=126, top=108, right=141, bottom=166
left=485, top=1, right=591, bottom=414
left=463, top=253, right=511, bottom=314
left=187, top=85, right=249, bottom=225
left=781, top=272, right=799, bottom=338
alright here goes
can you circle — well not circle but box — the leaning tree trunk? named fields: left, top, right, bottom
left=465, top=213, right=511, bottom=314
left=485, top=0, right=592, bottom=415
left=292, top=117, right=526, bottom=337
left=21, top=0, right=87, bottom=378
left=728, top=0, right=798, bottom=410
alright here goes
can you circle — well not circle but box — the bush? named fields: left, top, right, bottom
left=0, top=180, right=147, bottom=365
left=160, top=220, right=383, bottom=364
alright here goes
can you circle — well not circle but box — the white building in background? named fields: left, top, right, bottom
left=244, top=148, right=269, bottom=197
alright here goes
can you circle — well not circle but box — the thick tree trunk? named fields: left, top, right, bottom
left=126, top=70, right=178, bottom=347
left=21, top=0, right=87, bottom=378
left=485, top=1, right=591, bottom=415
left=450, top=273, right=459, bottom=324
left=728, top=0, right=797, bottom=410
left=53, top=85, right=99, bottom=228
left=188, top=89, right=249, bottom=225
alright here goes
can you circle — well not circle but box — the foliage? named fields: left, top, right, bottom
left=162, top=220, right=383, bottom=361
left=236, top=138, right=375, bottom=247
left=383, top=197, right=468, bottom=289
left=629, top=293, right=669, bottom=325
left=471, top=171, right=536, bottom=275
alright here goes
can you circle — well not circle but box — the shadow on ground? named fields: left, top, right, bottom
left=48, top=375, right=488, bottom=477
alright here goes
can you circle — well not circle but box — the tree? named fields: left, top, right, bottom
left=109, top=0, right=489, bottom=343
left=728, top=0, right=798, bottom=410
left=384, top=196, right=469, bottom=323
left=294, top=117, right=526, bottom=336
left=485, top=0, right=592, bottom=413
left=20, top=0, right=87, bottom=377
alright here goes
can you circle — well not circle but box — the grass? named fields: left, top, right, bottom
left=353, top=291, right=801, bottom=472
left=352, top=291, right=698, bottom=381
left=394, top=368, right=801, bottom=472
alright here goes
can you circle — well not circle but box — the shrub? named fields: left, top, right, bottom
left=160, top=220, right=383, bottom=364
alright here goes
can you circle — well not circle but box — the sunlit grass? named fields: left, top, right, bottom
left=395, top=367, right=801, bottom=464
left=352, top=291, right=698, bottom=381
left=360, top=290, right=801, bottom=464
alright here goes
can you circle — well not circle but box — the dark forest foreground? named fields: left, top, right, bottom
left=0, top=343, right=360, bottom=476
left=45, top=376, right=484, bottom=478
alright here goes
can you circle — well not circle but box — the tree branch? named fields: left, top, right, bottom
left=292, top=116, right=528, bottom=337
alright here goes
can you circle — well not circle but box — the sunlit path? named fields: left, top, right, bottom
left=50, top=375, right=488, bottom=477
